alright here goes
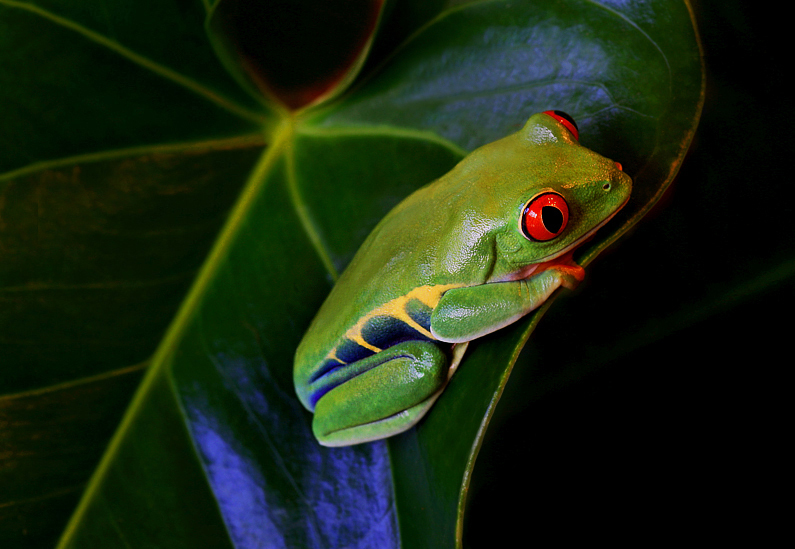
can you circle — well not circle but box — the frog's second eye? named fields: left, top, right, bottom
left=543, top=110, right=579, bottom=141
left=521, top=192, right=570, bottom=241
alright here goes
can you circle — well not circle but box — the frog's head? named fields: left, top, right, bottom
left=479, top=111, right=632, bottom=278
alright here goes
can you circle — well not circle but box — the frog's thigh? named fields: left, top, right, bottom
left=431, top=270, right=566, bottom=343
left=313, top=340, right=448, bottom=446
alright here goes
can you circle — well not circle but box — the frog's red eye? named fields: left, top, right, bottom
left=521, top=192, right=570, bottom=241
left=543, top=110, right=579, bottom=141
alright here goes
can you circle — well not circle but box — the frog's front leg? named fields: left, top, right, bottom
left=431, top=267, right=583, bottom=343
left=310, top=340, right=449, bottom=446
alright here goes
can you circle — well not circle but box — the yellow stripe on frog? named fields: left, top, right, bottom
left=324, top=283, right=463, bottom=363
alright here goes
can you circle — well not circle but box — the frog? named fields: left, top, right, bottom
left=294, top=111, right=632, bottom=447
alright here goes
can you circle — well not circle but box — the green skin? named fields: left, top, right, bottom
left=294, top=112, right=632, bottom=446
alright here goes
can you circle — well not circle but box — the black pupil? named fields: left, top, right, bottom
left=542, top=206, right=564, bottom=234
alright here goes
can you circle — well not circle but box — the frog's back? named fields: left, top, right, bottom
left=293, top=136, right=526, bottom=409
left=293, top=176, right=477, bottom=409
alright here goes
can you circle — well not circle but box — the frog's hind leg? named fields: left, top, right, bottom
left=312, top=340, right=456, bottom=447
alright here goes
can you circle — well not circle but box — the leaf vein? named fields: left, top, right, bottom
left=285, top=131, right=339, bottom=281
left=0, top=271, right=195, bottom=293
left=0, top=0, right=268, bottom=124
left=0, top=133, right=266, bottom=183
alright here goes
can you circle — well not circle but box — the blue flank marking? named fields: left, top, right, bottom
left=360, top=314, right=432, bottom=349
left=309, top=302, right=437, bottom=408
left=308, top=358, right=344, bottom=383
left=336, top=338, right=375, bottom=363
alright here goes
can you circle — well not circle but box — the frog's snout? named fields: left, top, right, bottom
left=604, top=167, right=633, bottom=209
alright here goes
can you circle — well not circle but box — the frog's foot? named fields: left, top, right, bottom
left=312, top=340, right=449, bottom=447
left=531, top=249, right=585, bottom=290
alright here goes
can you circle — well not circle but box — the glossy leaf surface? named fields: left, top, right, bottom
left=0, top=0, right=704, bottom=547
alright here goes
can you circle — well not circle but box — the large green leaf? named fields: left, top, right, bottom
left=0, top=0, right=266, bottom=545
left=0, top=0, right=703, bottom=547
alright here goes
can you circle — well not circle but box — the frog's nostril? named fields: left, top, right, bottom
left=602, top=182, right=611, bottom=191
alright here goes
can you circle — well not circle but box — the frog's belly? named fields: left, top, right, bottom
left=306, top=284, right=461, bottom=407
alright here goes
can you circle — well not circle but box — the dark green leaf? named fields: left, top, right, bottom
left=1, top=139, right=265, bottom=391
left=0, top=365, right=144, bottom=546
left=0, top=0, right=267, bottom=172
left=0, top=0, right=267, bottom=544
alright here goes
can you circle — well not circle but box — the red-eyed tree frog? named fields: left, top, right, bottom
left=294, top=111, right=631, bottom=446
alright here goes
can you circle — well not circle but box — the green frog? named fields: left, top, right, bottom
left=295, top=111, right=631, bottom=446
